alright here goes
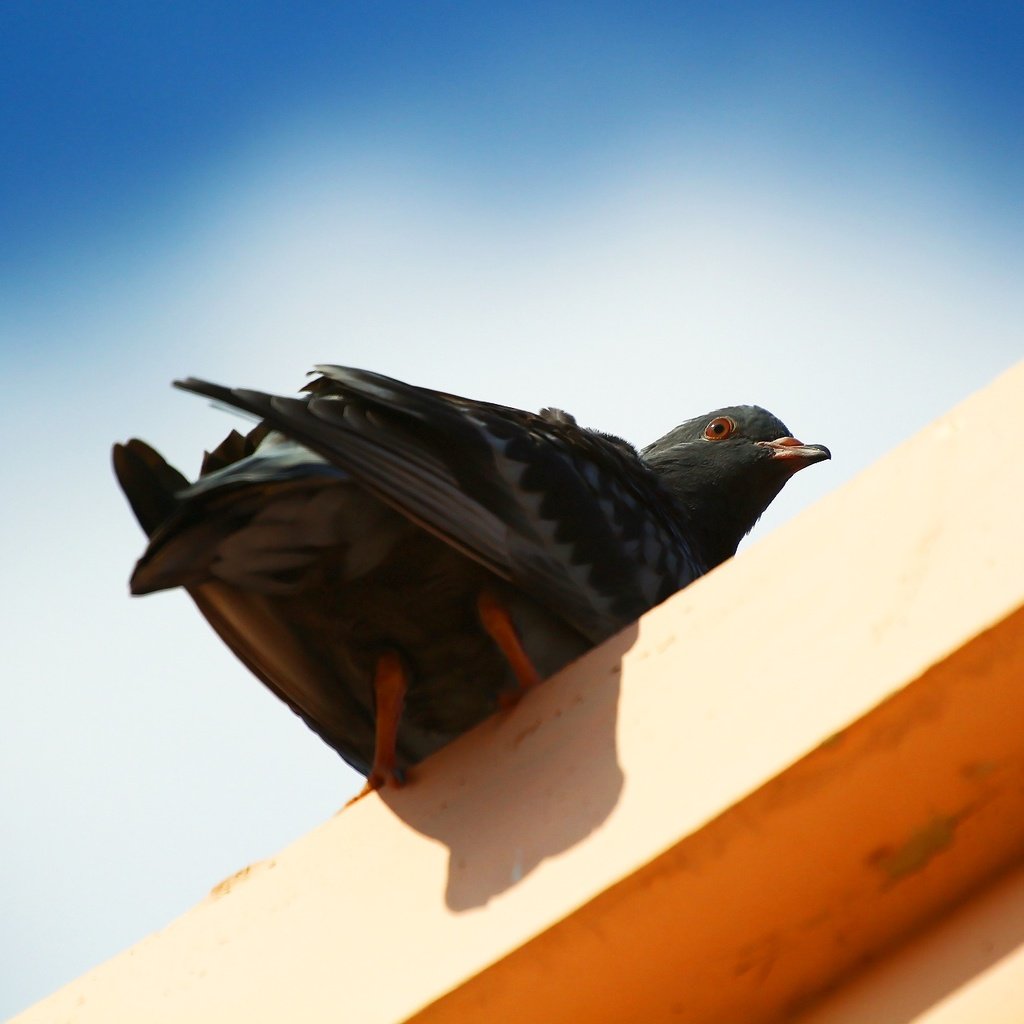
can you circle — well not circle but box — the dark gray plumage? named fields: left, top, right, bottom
left=113, top=366, right=829, bottom=785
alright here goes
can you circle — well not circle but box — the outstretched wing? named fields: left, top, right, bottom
left=175, top=367, right=703, bottom=641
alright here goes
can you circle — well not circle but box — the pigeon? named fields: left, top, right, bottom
left=113, top=365, right=829, bottom=793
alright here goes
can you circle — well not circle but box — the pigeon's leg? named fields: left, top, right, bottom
left=349, top=651, right=408, bottom=803
left=477, top=590, right=541, bottom=705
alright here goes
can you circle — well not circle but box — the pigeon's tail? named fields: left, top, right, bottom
left=113, top=440, right=212, bottom=595
left=114, top=439, right=378, bottom=775
left=112, top=439, right=189, bottom=537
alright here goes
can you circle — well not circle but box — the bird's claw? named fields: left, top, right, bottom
left=343, top=764, right=407, bottom=808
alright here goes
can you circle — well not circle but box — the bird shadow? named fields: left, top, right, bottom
left=378, top=623, right=636, bottom=912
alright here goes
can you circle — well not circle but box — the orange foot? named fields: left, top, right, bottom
left=346, top=765, right=409, bottom=806
left=345, top=651, right=408, bottom=807
left=477, top=590, right=541, bottom=708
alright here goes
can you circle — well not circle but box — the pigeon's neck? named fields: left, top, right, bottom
left=673, top=486, right=749, bottom=570
left=654, top=465, right=785, bottom=571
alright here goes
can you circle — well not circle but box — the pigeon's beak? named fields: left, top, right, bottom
left=758, top=437, right=831, bottom=468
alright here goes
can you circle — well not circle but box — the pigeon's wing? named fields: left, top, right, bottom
left=112, top=437, right=378, bottom=774
left=175, top=367, right=705, bottom=641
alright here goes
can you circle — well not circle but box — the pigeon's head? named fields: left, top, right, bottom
left=642, top=406, right=830, bottom=569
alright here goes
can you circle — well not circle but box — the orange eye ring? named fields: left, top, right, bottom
left=703, top=416, right=736, bottom=441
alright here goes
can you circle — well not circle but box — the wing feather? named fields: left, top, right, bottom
left=175, top=369, right=702, bottom=641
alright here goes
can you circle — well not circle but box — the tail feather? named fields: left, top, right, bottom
left=112, top=440, right=188, bottom=537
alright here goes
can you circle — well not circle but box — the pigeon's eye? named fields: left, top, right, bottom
left=703, top=416, right=736, bottom=441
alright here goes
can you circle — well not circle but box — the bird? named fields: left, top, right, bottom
left=113, top=365, right=829, bottom=795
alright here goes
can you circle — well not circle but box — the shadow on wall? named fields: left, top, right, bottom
left=380, top=624, right=636, bottom=911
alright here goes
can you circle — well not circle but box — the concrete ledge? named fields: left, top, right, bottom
left=15, top=361, right=1024, bottom=1024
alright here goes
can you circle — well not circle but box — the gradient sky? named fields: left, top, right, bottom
left=3, top=3, right=1023, bottom=1017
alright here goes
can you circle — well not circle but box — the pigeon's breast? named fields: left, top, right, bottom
left=302, top=528, right=591, bottom=764
left=194, top=475, right=590, bottom=767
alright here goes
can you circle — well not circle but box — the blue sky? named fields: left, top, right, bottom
left=3, top=3, right=1023, bottom=1018
left=4, top=1, right=1023, bottom=280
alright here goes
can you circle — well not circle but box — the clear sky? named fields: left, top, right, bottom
left=2, top=2, right=1022, bottom=1017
